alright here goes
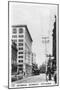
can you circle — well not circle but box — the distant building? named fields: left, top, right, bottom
left=32, top=53, right=36, bottom=64
left=11, top=41, right=17, bottom=75
left=12, top=25, right=33, bottom=77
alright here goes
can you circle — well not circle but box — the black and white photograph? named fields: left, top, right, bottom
left=8, top=1, right=59, bottom=88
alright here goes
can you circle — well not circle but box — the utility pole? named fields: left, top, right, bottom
left=42, top=36, right=49, bottom=81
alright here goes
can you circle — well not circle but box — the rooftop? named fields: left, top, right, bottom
left=12, top=25, right=33, bottom=42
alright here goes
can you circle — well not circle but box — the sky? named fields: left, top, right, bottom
left=10, top=2, right=57, bottom=66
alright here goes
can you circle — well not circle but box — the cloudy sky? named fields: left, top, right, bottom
left=10, top=2, right=57, bottom=66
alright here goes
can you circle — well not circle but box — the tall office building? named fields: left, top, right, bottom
left=52, top=16, right=56, bottom=72
left=12, top=25, right=33, bottom=77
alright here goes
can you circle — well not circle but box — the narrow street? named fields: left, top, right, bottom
left=12, top=74, right=54, bottom=84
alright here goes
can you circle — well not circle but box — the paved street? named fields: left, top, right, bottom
left=13, top=74, right=48, bottom=83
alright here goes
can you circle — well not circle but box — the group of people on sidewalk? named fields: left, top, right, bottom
left=46, top=66, right=57, bottom=84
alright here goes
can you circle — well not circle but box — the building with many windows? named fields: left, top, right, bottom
left=12, top=25, right=33, bottom=77
left=52, top=16, right=56, bottom=73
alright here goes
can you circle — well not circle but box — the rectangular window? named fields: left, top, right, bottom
left=19, top=52, right=23, bottom=54
left=18, top=43, right=23, bottom=46
left=19, top=35, right=23, bottom=38
left=13, top=29, right=17, bottom=34
left=12, top=35, right=17, bottom=38
left=19, top=39, right=23, bottom=42
left=19, top=68, right=23, bottom=70
left=19, top=28, right=23, bottom=33
left=12, top=39, right=17, bottom=42
left=18, top=64, right=23, bottom=67
left=19, top=48, right=23, bottom=50
left=19, top=60, right=23, bottom=62
left=18, top=56, right=23, bottom=58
